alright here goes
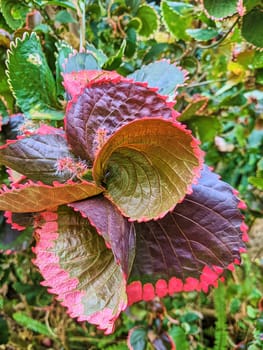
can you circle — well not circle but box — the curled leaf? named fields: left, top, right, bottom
left=93, top=118, right=202, bottom=221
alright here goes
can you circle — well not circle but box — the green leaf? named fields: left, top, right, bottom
left=39, top=0, right=76, bottom=10
left=103, top=40, right=126, bottom=70
left=13, top=312, right=52, bottom=336
left=169, top=326, right=189, bottom=350
left=86, top=43, right=108, bottom=67
left=93, top=118, right=202, bottom=222
left=55, top=9, right=77, bottom=23
left=128, top=326, right=147, bottom=350
left=188, top=116, right=222, bottom=142
left=161, top=1, right=191, bottom=40
left=0, top=181, right=103, bottom=213
left=178, top=96, right=208, bottom=122
left=55, top=40, right=74, bottom=97
left=33, top=207, right=128, bottom=334
left=0, top=316, right=9, bottom=344
left=186, top=28, right=219, bottom=41
left=241, top=8, right=263, bottom=48
left=136, top=4, right=159, bottom=37
left=202, top=0, right=237, bottom=19
left=0, top=0, right=29, bottom=30
left=7, top=33, right=59, bottom=116
left=249, top=177, right=263, bottom=190
left=128, top=60, right=186, bottom=100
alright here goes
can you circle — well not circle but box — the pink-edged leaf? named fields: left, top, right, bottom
left=0, top=134, right=80, bottom=184
left=63, top=70, right=121, bottom=100
left=33, top=207, right=127, bottom=334
left=0, top=211, right=33, bottom=253
left=93, top=118, right=202, bottom=222
left=0, top=180, right=103, bottom=213
left=128, top=60, right=187, bottom=101
left=65, top=79, right=175, bottom=161
left=69, top=196, right=136, bottom=278
left=127, top=166, right=247, bottom=305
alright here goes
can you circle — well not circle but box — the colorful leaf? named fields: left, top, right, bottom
left=65, top=79, right=175, bottom=162
left=128, top=326, right=147, bottom=350
left=69, top=196, right=136, bottom=278
left=0, top=181, right=103, bottom=213
left=6, top=33, right=59, bottom=116
left=127, top=166, right=247, bottom=305
left=0, top=133, right=80, bottom=184
left=1, top=114, right=24, bottom=140
left=93, top=118, right=202, bottom=222
left=128, top=61, right=186, bottom=100
left=63, top=70, right=121, bottom=100
left=241, top=8, right=263, bottom=48
left=33, top=208, right=127, bottom=334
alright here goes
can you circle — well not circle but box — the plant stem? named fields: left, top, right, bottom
left=197, top=17, right=240, bottom=50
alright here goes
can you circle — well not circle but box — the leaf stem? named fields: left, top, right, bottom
left=197, top=17, right=240, bottom=50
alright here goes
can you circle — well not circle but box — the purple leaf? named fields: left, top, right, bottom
left=0, top=134, right=80, bottom=184
left=65, top=79, right=175, bottom=161
left=33, top=207, right=127, bottom=334
left=69, top=196, right=136, bottom=278
left=127, top=166, right=247, bottom=305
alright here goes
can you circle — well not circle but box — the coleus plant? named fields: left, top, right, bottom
left=0, top=33, right=248, bottom=334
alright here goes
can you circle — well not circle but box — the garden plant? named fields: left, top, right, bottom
left=0, top=1, right=262, bottom=349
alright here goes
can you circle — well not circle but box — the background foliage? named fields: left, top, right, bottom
left=0, top=0, right=262, bottom=349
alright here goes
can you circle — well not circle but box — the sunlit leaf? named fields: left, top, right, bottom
left=93, top=118, right=202, bottom=221
left=65, top=79, right=174, bottom=161
left=0, top=181, right=103, bottom=213
left=128, top=60, right=186, bottom=100
left=33, top=207, right=127, bottom=334
left=127, top=166, right=246, bottom=304
left=69, top=196, right=136, bottom=277
left=136, top=4, right=159, bottom=38
left=6, top=33, right=59, bottom=116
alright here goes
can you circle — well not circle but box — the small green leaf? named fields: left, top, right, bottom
left=55, top=9, right=77, bottom=23
left=7, top=33, right=59, bottom=116
left=103, top=40, right=126, bottom=70
left=249, top=177, right=263, bottom=190
left=136, top=4, right=159, bottom=37
left=128, top=326, right=147, bottom=350
left=55, top=40, right=74, bottom=96
left=161, top=1, right=191, bottom=40
left=186, top=28, right=219, bottom=41
left=241, top=8, right=263, bottom=48
left=178, top=97, right=208, bottom=122
left=169, top=326, right=188, bottom=350
left=188, top=116, right=221, bottom=142
left=86, top=43, right=108, bottom=67
left=202, top=0, right=237, bottom=19
left=129, top=60, right=186, bottom=100
left=13, top=312, right=52, bottom=336
left=40, top=0, right=76, bottom=11
left=0, top=0, right=29, bottom=30
left=0, top=316, right=9, bottom=344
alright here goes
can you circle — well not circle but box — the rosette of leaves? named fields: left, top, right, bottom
left=0, top=33, right=248, bottom=334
